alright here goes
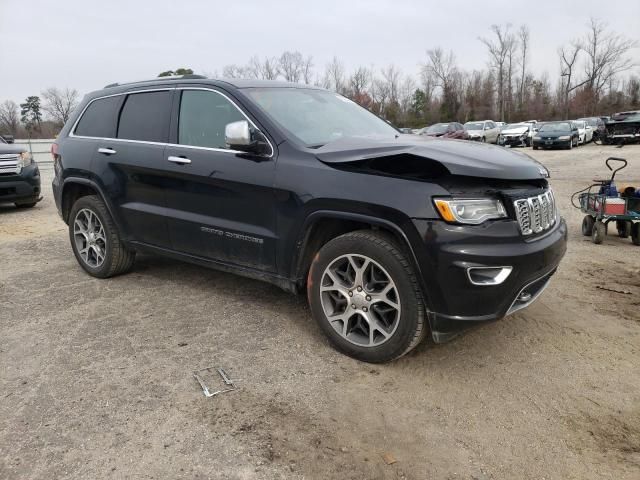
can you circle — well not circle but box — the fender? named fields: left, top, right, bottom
left=292, top=209, right=429, bottom=303
left=61, top=177, right=126, bottom=234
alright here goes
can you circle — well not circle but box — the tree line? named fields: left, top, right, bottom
left=2, top=18, right=637, bottom=139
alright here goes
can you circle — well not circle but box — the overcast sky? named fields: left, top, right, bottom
left=1, top=0, right=639, bottom=105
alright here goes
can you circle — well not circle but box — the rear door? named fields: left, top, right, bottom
left=92, top=89, right=173, bottom=248
left=163, top=87, right=278, bottom=272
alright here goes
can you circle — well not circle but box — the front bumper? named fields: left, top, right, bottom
left=410, top=217, right=567, bottom=341
left=498, top=135, right=529, bottom=147
left=0, top=163, right=42, bottom=204
left=533, top=138, right=571, bottom=148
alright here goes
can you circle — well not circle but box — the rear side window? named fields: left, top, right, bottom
left=117, top=91, right=172, bottom=142
left=178, top=90, right=245, bottom=149
left=74, top=96, right=122, bottom=138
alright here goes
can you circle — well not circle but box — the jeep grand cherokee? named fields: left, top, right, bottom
left=52, top=76, right=567, bottom=363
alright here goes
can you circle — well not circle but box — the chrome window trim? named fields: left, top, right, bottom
left=68, top=86, right=274, bottom=158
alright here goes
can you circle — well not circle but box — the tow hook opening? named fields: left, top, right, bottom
left=466, top=266, right=513, bottom=286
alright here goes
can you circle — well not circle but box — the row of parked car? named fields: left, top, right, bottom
left=403, top=116, right=607, bottom=150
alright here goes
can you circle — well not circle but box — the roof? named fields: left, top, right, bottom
left=101, top=75, right=321, bottom=92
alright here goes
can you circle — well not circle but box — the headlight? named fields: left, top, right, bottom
left=15, top=152, right=33, bottom=173
left=520, top=133, right=527, bottom=139
left=434, top=198, right=507, bottom=225
left=18, top=152, right=33, bottom=167
left=558, top=135, right=570, bottom=140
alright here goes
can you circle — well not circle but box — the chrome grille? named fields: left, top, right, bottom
left=0, top=154, right=19, bottom=175
left=514, top=190, right=556, bottom=236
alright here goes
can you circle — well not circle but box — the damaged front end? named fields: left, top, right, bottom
left=601, top=111, right=640, bottom=145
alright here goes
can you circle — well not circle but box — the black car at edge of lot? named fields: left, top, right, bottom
left=0, top=136, right=42, bottom=208
left=532, top=121, right=580, bottom=150
left=52, top=76, right=567, bottom=363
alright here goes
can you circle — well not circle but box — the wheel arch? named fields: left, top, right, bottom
left=61, top=178, right=124, bottom=232
left=291, top=210, right=426, bottom=297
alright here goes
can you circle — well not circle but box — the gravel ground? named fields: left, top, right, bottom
left=1, top=143, right=639, bottom=480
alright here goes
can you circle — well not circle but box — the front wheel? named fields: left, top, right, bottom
left=69, top=195, right=135, bottom=278
left=307, top=230, right=426, bottom=363
left=592, top=220, right=606, bottom=244
left=617, top=220, right=632, bottom=238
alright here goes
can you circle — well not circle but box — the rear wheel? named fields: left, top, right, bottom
left=69, top=195, right=135, bottom=278
left=582, top=215, right=595, bottom=236
left=592, top=220, right=606, bottom=244
left=632, top=223, right=640, bottom=246
left=617, top=220, right=632, bottom=238
left=307, top=230, right=426, bottom=363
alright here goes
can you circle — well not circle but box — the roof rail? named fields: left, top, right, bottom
left=104, top=74, right=207, bottom=89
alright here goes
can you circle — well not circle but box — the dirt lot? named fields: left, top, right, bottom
left=1, top=144, right=639, bottom=480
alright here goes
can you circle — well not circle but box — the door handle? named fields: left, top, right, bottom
left=168, top=156, right=191, bottom=165
left=98, top=147, right=116, bottom=155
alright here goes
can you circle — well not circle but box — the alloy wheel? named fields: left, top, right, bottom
left=73, top=208, right=107, bottom=268
left=319, top=254, right=401, bottom=347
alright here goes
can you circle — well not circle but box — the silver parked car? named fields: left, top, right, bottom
left=463, top=120, right=500, bottom=144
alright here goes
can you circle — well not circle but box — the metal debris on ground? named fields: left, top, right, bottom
left=381, top=452, right=397, bottom=465
left=193, top=366, right=237, bottom=398
left=595, top=285, right=632, bottom=295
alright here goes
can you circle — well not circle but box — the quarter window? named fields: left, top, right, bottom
left=178, top=90, right=245, bottom=149
left=74, top=96, right=123, bottom=138
left=117, top=91, right=172, bottom=142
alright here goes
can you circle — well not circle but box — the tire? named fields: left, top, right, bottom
left=632, top=223, right=640, bottom=246
left=307, top=230, right=426, bottom=363
left=68, top=195, right=135, bottom=278
left=567, top=139, right=573, bottom=150
left=15, top=201, right=37, bottom=208
left=533, top=145, right=539, bottom=150
left=592, top=220, right=606, bottom=244
left=616, top=220, right=632, bottom=238
left=481, top=137, right=486, bottom=143
left=582, top=215, right=595, bottom=236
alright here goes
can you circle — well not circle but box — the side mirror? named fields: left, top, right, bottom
left=225, top=120, right=270, bottom=156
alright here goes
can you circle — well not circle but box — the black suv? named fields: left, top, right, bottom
left=52, top=76, right=567, bottom=363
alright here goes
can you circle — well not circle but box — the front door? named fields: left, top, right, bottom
left=163, top=88, right=278, bottom=272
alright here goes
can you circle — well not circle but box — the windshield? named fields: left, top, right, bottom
left=573, top=121, right=585, bottom=128
left=244, top=88, right=398, bottom=147
left=426, top=124, right=450, bottom=134
left=504, top=123, right=528, bottom=130
left=464, top=122, right=484, bottom=130
left=0, top=136, right=6, bottom=144
left=540, top=122, right=571, bottom=132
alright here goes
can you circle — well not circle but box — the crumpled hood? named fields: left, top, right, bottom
left=314, top=135, right=546, bottom=180
left=501, top=127, right=529, bottom=136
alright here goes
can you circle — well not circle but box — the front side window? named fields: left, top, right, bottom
left=178, top=90, right=245, bottom=149
left=75, top=96, right=123, bottom=138
left=117, top=91, right=172, bottom=142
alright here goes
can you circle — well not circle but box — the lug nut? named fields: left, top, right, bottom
left=348, top=291, right=353, bottom=297
left=357, top=286, right=363, bottom=292
left=362, top=307, right=368, bottom=312
left=351, top=304, right=356, bottom=309
left=365, top=295, right=371, bottom=301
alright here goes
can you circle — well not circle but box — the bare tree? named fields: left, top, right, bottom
left=558, top=43, right=587, bottom=118
left=301, top=55, right=314, bottom=84
left=423, top=48, right=461, bottom=119
left=324, top=56, right=346, bottom=93
left=41, top=87, right=79, bottom=125
left=581, top=18, right=638, bottom=110
left=348, top=66, right=371, bottom=98
left=480, top=24, right=516, bottom=121
left=0, top=100, right=20, bottom=135
left=518, top=25, right=530, bottom=110
left=279, top=51, right=305, bottom=83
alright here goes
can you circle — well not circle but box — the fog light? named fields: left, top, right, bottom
left=467, top=266, right=513, bottom=286
left=517, top=291, right=532, bottom=302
